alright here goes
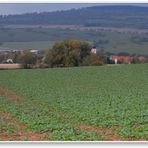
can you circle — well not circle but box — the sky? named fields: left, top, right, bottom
left=0, top=3, right=103, bottom=15
left=0, top=3, right=148, bottom=15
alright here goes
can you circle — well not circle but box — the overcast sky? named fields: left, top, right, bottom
left=0, top=3, right=147, bottom=15
left=0, top=3, right=103, bottom=15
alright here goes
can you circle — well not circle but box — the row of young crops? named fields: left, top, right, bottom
left=0, top=64, right=148, bottom=140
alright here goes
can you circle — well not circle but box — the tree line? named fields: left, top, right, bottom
left=0, top=39, right=106, bottom=68
left=1, top=39, right=147, bottom=69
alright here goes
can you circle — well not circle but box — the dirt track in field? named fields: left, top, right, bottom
left=77, top=124, right=124, bottom=141
left=0, top=86, right=147, bottom=141
left=0, top=111, right=49, bottom=141
left=0, top=86, right=26, bottom=104
left=0, top=86, right=49, bottom=141
left=76, top=123, right=147, bottom=141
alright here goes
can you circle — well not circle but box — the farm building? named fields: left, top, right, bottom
left=110, top=55, right=146, bottom=64
left=110, top=55, right=133, bottom=64
left=138, top=56, right=146, bottom=63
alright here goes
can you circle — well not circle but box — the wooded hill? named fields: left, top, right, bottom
left=1, top=5, right=148, bottom=29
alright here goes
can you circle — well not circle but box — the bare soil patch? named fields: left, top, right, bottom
left=0, top=86, right=26, bottom=104
left=77, top=123, right=124, bottom=141
left=0, top=86, right=49, bottom=141
left=0, top=64, right=22, bottom=69
left=0, top=110, right=49, bottom=141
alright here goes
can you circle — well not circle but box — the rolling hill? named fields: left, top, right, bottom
left=1, top=5, right=148, bottom=29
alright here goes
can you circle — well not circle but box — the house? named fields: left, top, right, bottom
left=110, top=55, right=146, bottom=64
left=110, top=56, right=133, bottom=64
left=6, top=59, right=13, bottom=64
left=2, top=59, right=13, bottom=64
left=138, top=56, right=146, bottom=63
left=30, top=50, right=39, bottom=54
left=91, top=47, right=97, bottom=54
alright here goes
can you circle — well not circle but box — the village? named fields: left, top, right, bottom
left=0, top=45, right=147, bottom=69
left=0, top=49, right=39, bottom=69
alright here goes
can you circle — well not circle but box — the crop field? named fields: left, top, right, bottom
left=0, top=64, right=148, bottom=141
left=0, top=41, right=54, bottom=50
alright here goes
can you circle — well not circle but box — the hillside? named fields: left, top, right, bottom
left=1, top=5, right=148, bottom=29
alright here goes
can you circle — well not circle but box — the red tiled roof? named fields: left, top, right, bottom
left=111, top=55, right=146, bottom=64
left=111, top=56, right=133, bottom=64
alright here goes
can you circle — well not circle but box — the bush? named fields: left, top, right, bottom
left=18, top=50, right=37, bottom=69
left=38, top=63, right=49, bottom=68
left=81, top=53, right=103, bottom=66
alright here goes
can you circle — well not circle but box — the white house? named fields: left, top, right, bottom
left=30, top=50, right=39, bottom=54
left=6, top=59, right=13, bottom=64
left=91, top=48, right=97, bottom=54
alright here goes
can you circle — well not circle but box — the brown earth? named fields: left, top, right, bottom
left=0, top=86, right=49, bottom=141
left=74, top=121, right=147, bottom=141
left=0, top=86, right=26, bottom=104
left=0, top=109, right=49, bottom=141
left=0, top=64, right=22, bottom=69
left=78, top=124, right=124, bottom=141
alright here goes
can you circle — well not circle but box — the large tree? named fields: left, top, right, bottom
left=18, top=50, right=37, bottom=68
left=44, top=39, right=92, bottom=67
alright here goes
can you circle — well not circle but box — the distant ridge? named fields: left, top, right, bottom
left=1, top=5, right=148, bottom=29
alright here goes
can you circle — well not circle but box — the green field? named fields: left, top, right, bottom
left=0, top=64, right=148, bottom=141
left=0, top=28, right=148, bottom=54
left=0, top=41, right=54, bottom=50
